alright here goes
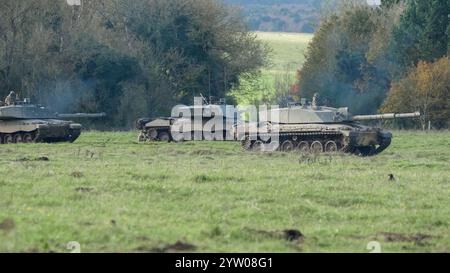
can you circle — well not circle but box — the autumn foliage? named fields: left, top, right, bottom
left=381, top=57, right=450, bottom=129
left=298, top=0, right=449, bottom=127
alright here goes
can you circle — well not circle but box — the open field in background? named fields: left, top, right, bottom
left=1, top=131, right=449, bottom=253
left=254, top=32, right=313, bottom=73
left=231, top=32, right=313, bottom=104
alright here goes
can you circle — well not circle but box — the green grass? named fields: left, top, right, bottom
left=230, top=32, right=313, bottom=104
left=1, top=131, right=449, bottom=253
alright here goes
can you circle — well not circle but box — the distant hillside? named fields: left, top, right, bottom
left=224, top=0, right=325, bottom=33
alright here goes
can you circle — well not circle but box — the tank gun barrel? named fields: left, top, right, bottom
left=352, top=112, right=420, bottom=121
left=57, top=113, right=106, bottom=119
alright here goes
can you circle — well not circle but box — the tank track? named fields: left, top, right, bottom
left=139, top=128, right=232, bottom=142
left=0, top=131, right=38, bottom=144
left=138, top=127, right=171, bottom=142
left=242, top=131, right=390, bottom=157
left=0, top=128, right=81, bottom=144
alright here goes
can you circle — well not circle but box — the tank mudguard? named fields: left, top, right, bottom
left=145, top=119, right=171, bottom=128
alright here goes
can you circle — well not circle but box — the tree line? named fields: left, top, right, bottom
left=297, top=0, right=449, bottom=129
left=224, top=0, right=323, bottom=33
left=0, top=0, right=268, bottom=128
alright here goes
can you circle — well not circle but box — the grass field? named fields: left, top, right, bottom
left=230, top=32, right=313, bottom=104
left=1, top=131, right=449, bottom=253
left=255, top=32, right=313, bottom=73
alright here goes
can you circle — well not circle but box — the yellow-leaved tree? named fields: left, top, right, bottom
left=381, top=56, right=450, bottom=129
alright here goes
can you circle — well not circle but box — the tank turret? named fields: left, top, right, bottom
left=260, top=104, right=419, bottom=124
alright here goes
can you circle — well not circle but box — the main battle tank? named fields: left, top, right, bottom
left=0, top=100, right=105, bottom=144
left=237, top=102, right=420, bottom=156
left=136, top=96, right=240, bottom=142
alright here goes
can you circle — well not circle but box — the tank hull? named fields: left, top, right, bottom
left=137, top=117, right=237, bottom=142
left=239, top=123, right=393, bottom=156
left=136, top=97, right=239, bottom=142
left=0, top=119, right=82, bottom=144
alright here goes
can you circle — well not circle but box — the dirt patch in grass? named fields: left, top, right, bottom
left=0, top=218, right=15, bottom=232
left=136, top=241, right=197, bottom=253
left=378, top=232, right=432, bottom=244
left=159, top=241, right=197, bottom=252
left=284, top=229, right=304, bottom=241
left=71, top=171, right=84, bottom=178
left=15, top=156, right=49, bottom=162
left=245, top=228, right=304, bottom=242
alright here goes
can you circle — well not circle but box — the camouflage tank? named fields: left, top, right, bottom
left=237, top=100, right=420, bottom=156
left=0, top=99, right=105, bottom=144
left=136, top=96, right=240, bottom=142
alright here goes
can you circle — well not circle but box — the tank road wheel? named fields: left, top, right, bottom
left=269, top=141, right=280, bottom=152
left=23, top=133, right=35, bottom=143
left=310, top=141, right=323, bottom=154
left=158, top=131, right=170, bottom=142
left=148, top=129, right=158, bottom=141
left=325, top=141, right=338, bottom=153
left=138, top=132, right=146, bottom=142
left=3, top=134, right=14, bottom=144
left=259, top=140, right=279, bottom=152
left=241, top=136, right=253, bottom=151
left=281, top=140, right=295, bottom=152
left=171, top=132, right=185, bottom=142
left=252, top=140, right=264, bottom=152
left=13, top=134, right=23, bottom=143
left=297, top=141, right=310, bottom=154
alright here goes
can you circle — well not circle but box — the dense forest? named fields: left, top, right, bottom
left=0, top=0, right=268, bottom=128
left=224, top=0, right=325, bottom=33
left=296, top=0, right=449, bottom=129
